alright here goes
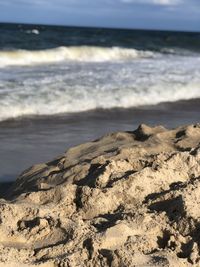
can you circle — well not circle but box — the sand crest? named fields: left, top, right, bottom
left=1, top=124, right=200, bottom=266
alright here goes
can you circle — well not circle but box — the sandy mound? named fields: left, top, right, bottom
left=1, top=124, right=200, bottom=266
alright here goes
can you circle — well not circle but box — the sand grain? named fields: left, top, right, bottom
left=1, top=124, right=200, bottom=266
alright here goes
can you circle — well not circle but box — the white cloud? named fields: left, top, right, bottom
left=153, top=0, right=181, bottom=5
left=0, top=0, right=184, bottom=9
left=121, top=0, right=182, bottom=5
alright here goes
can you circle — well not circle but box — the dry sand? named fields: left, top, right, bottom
left=1, top=124, right=200, bottom=266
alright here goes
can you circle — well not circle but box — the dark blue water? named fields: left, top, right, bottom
left=1, top=22, right=200, bottom=52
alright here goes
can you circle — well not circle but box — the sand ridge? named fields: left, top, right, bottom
left=1, top=124, right=200, bottom=266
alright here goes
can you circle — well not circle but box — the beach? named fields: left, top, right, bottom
left=1, top=99, right=200, bottom=183
left=1, top=24, right=200, bottom=183
left=1, top=123, right=200, bottom=266
left=1, top=23, right=200, bottom=266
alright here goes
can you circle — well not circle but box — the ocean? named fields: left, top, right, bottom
left=0, top=22, right=200, bottom=182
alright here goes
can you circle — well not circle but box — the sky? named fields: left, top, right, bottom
left=0, top=0, right=199, bottom=32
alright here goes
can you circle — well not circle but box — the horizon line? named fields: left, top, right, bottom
left=0, top=21, right=200, bottom=34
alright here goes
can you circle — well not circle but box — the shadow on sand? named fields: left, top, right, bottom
left=0, top=178, right=15, bottom=199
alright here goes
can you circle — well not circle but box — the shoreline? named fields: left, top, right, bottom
left=1, top=97, right=200, bottom=124
left=0, top=98, right=200, bottom=183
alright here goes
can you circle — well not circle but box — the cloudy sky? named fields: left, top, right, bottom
left=0, top=0, right=199, bottom=31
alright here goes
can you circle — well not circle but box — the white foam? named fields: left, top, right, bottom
left=26, top=29, right=40, bottom=35
left=0, top=46, right=155, bottom=67
left=0, top=83, right=200, bottom=122
left=1, top=50, right=200, bottom=122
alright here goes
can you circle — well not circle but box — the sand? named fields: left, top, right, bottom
left=1, top=124, right=200, bottom=266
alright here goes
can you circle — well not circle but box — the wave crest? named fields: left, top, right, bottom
left=0, top=46, right=155, bottom=67
left=0, top=84, right=200, bottom=122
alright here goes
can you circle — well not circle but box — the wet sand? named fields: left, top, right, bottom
left=0, top=98, right=200, bottom=182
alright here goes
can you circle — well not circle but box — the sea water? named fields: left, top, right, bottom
left=0, top=23, right=200, bottom=121
left=0, top=23, right=200, bottom=181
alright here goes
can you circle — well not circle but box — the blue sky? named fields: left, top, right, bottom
left=0, top=0, right=199, bottom=31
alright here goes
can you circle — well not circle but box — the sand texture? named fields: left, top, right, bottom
left=1, top=124, right=200, bottom=266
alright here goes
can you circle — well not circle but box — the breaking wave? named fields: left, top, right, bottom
left=0, top=46, right=155, bottom=67
left=0, top=84, right=200, bottom=122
